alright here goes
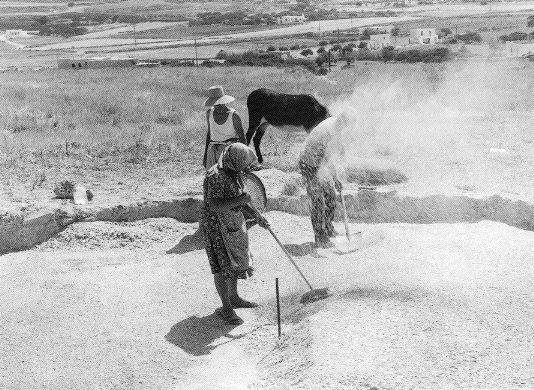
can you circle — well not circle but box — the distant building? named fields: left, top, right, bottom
left=368, top=34, right=393, bottom=50
left=410, top=28, right=440, bottom=44
left=57, top=57, right=137, bottom=70
left=403, top=0, right=418, bottom=6
left=276, top=15, right=306, bottom=25
left=505, top=41, right=534, bottom=58
left=392, top=36, right=411, bottom=48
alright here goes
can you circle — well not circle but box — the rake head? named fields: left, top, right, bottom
left=300, top=287, right=330, bottom=304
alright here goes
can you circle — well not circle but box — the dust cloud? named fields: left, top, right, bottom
left=322, top=61, right=529, bottom=184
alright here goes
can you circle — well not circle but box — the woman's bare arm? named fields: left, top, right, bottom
left=203, top=110, right=211, bottom=168
left=242, top=204, right=270, bottom=228
left=208, top=192, right=251, bottom=212
left=232, top=112, right=247, bottom=144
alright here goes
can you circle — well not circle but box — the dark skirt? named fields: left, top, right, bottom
left=299, top=160, right=337, bottom=245
left=200, top=204, right=252, bottom=279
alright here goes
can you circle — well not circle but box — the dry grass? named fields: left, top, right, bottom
left=0, top=65, right=345, bottom=209
left=0, top=65, right=357, bottom=174
left=1, top=61, right=533, bottom=211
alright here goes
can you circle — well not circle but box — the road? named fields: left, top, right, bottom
left=29, top=15, right=419, bottom=51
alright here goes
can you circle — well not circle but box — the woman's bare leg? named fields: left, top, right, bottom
left=214, top=273, right=232, bottom=310
left=227, top=277, right=258, bottom=308
left=214, top=274, right=243, bottom=324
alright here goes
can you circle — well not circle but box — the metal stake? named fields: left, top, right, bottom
left=276, top=278, right=281, bottom=338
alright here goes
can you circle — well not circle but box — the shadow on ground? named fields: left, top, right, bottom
left=283, top=242, right=322, bottom=257
left=342, top=287, right=429, bottom=303
left=165, top=313, right=243, bottom=356
left=167, top=231, right=204, bottom=254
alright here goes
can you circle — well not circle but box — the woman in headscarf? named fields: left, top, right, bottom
left=203, top=86, right=247, bottom=169
left=200, top=143, right=269, bottom=325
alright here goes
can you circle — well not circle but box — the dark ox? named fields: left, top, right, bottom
left=245, top=88, right=330, bottom=164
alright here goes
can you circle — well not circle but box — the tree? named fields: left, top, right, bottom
left=267, top=45, right=276, bottom=51
left=317, top=46, right=326, bottom=54
left=382, top=46, right=396, bottom=62
left=215, top=50, right=227, bottom=59
left=315, top=53, right=329, bottom=66
left=360, top=28, right=374, bottom=40
left=499, top=32, right=528, bottom=42
left=455, top=31, right=482, bottom=44
left=300, top=48, right=314, bottom=56
left=35, top=15, right=48, bottom=25
left=391, top=27, right=400, bottom=37
left=358, top=41, right=368, bottom=49
left=440, top=28, right=452, bottom=36
left=528, top=15, right=534, bottom=27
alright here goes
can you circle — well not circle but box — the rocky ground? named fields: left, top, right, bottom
left=0, top=212, right=532, bottom=389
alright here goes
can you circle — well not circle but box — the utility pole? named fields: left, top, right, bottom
left=194, top=39, right=198, bottom=66
left=133, top=23, right=137, bottom=48
left=328, top=48, right=331, bottom=71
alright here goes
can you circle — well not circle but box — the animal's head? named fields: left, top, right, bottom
left=309, top=101, right=330, bottom=130
left=314, top=101, right=330, bottom=122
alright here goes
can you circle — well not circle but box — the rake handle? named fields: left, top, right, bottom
left=339, top=187, right=351, bottom=242
left=266, top=226, right=315, bottom=292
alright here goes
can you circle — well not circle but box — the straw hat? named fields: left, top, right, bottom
left=204, top=85, right=235, bottom=107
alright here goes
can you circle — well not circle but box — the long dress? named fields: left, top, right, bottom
left=199, top=165, right=252, bottom=279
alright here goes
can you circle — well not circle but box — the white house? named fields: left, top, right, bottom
left=276, top=15, right=306, bottom=25
left=392, top=36, right=411, bottom=48
left=410, top=28, right=440, bottom=44
left=368, top=34, right=393, bottom=50
left=505, top=41, right=534, bottom=57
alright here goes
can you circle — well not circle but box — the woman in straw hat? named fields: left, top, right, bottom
left=187, top=86, right=253, bottom=252
left=203, top=86, right=247, bottom=169
left=200, top=143, right=269, bottom=325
